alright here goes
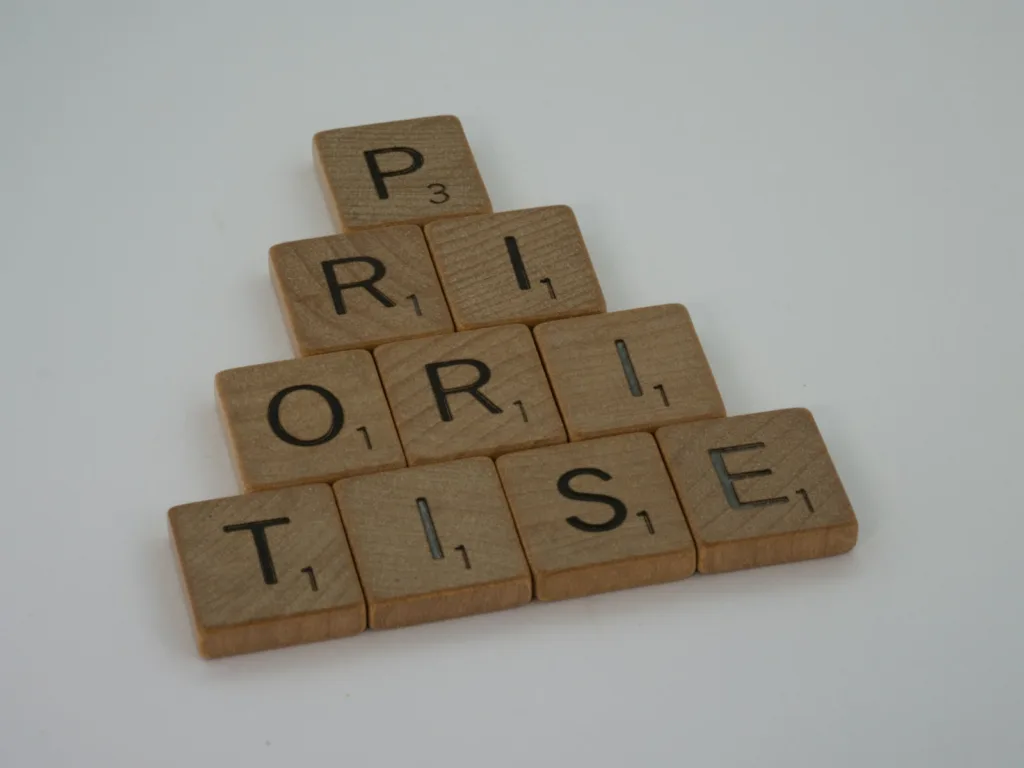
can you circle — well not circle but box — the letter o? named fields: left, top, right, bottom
left=267, top=384, right=344, bottom=446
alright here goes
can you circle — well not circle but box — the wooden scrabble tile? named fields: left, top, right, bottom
left=423, top=205, right=605, bottom=330
left=497, top=432, right=696, bottom=601
left=216, top=350, right=405, bottom=492
left=314, top=115, right=492, bottom=232
left=656, top=408, right=858, bottom=574
left=374, top=325, right=566, bottom=465
left=534, top=304, right=725, bottom=441
left=270, top=225, right=453, bottom=356
left=333, top=457, right=532, bottom=629
left=169, top=484, right=365, bottom=658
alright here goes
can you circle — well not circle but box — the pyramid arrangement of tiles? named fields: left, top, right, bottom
left=169, top=115, right=859, bottom=659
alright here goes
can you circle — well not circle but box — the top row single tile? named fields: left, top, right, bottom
left=314, top=115, right=492, bottom=232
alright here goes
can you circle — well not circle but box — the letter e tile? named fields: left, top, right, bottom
left=656, top=408, right=858, bottom=573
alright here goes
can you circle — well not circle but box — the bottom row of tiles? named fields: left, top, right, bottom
left=169, top=408, right=859, bottom=658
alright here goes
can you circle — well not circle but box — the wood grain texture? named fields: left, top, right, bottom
left=423, top=205, right=605, bottom=330
left=168, top=484, right=365, bottom=658
left=313, top=115, right=491, bottom=232
left=333, top=457, right=532, bottom=629
left=374, top=324, right=566, bottom=465
left=534, top=304, right=726, bottom=441
left=497, top=432, right=695, bottom=601
left=216, top=350, right=405, bottom=492
left=270, top=225, right=453, bottom=356
left=656, top=408, right=858, bottom=573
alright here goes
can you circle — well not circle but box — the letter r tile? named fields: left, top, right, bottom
left=656, top=408, right=859, bottom=573
left=374, top=325, right=566, bottom=465
left=270, top=225, right=453, bottom=355
left=169, top=484, right=365, bottom=658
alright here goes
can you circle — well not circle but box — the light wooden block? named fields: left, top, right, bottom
left=423, top=205, right=605, bottom=330
left=497, top=432, right=695, bottom=601
left=534, top=304, right=725, bottom=441
left=169, top=484, right=365, bottom=658
left=270, top=225, right=453, bottom=356
left=374, top=325, right=566, bottom=465
left=314, top=115, right=491, bottom=232
left=333, top=457, right=532, bottom=629
left=216, top=351, right=405, bottom=492
left=656, top=408, right=858, bottom=573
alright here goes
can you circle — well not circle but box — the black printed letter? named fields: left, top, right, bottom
left=708, top=443, right=790, bottom=509
left=267, top=385, right=344, bottom=446
left=222, top=517, right=291, bottom=585
left=558, top=468, right=628, bottom=533
left=321, top=256, right=395, bottom=314
left=505, top=236, right=531, bottom=290
left=424, top=359, right=503, bottom=422
left=363, top=147, right=425, bottom=200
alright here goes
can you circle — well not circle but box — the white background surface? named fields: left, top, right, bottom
left=2, top=2, right=1022, bottom=766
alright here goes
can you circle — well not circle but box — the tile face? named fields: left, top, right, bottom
left=313, top=115, right=491, bottom=232
left=656, top=408, right=858, bottom=574
left=424, top=205, right=605, bottom=330
left=216, top=351, right=405, bottom=492
left=534, top=304, right=725, bottom=441
left=374, top=325, right=566, bottom=465
left=497, top=433, right=695, bottom=601
left=333, top=458, right=532, bottom=629
left=169, top=484, right=365, bottom=658
left=270, top=225, right=453, bottom=356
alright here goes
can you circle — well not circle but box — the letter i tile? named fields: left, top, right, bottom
left=333, top=457, right=532, bottom=629
left=424, top=205, right=605, bottom=330
left=534, top=304, right=725, bottom=440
